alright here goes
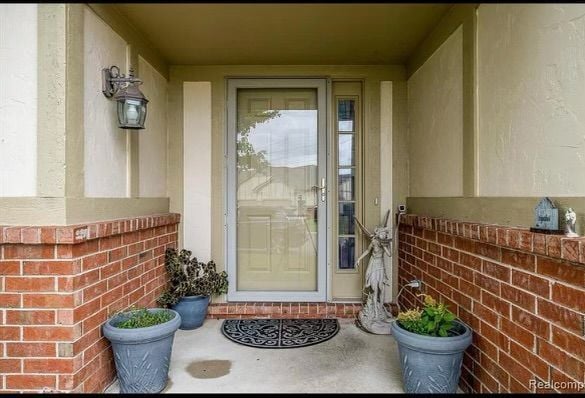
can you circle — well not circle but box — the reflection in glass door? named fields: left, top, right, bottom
left=226, top=79, right=327, bottom=301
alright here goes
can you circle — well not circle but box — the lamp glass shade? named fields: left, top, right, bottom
left=117, top=98, right=147, bottom=129
left=113, top=83, right=148, bottom=129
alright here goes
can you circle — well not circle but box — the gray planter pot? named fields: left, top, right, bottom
left=103, top=308, right=181, bottom=393
left=171, top=295, right=210, bottom=330
left=391, top=320, right=472, bottom=394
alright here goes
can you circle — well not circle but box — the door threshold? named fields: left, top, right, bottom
left=207, top=301, right=362, bottom=319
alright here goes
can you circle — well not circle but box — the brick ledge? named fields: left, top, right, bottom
left=401, top=214, right=585, bottom=266
left=0, top=213, right=181, bottom=245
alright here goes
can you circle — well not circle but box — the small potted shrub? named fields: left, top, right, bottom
left=157, top=248, right=228, bottom=330
left=102, top=307, right=181, bottom=393
left=391, top=294, right=472, bottom=393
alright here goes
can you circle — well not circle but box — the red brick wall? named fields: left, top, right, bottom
left=0, top=214, right=179, bottom=393
left=397, top=214, right=585, bottom=393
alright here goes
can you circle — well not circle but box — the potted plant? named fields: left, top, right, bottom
left=102, top=307, right=181, bottom=393
left=157, top=248, right=228, bottom=330
left=391, top=294, right=472, bottom=393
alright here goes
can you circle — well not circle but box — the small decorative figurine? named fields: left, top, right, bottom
left=564, top=208, right=579, bottom=237
left=534, top=197, right=559, bottom=230
left=531, top=197, right=562, bottom=234
left=353, top=211, right=394, bottom=335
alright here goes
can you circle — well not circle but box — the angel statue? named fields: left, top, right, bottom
left=564, top=208, right=579, bottom=237
left=353, top=211, right=394, bottom=334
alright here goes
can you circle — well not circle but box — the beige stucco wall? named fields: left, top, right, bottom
left=83, top=6, right=129, bottom=198
left=407, top=4, right=585, bottom=232
left=407, top=25, right=463, bottom=197
left=0, top=4, right=38, bottom=197
left=167, top=65, right=408, bottom=301
left=138, top=56, right=168, bottom=197
left=0, top=4, right=171, bottom=226
left=478, top=4, right=585, bottom=197
left=182, top=82, right=212, bottom=263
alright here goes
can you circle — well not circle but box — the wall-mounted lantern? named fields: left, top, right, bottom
left=102, top=65, right=148, bottom=129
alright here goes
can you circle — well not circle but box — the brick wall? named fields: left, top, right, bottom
left=0, top=214, right=180, bottom=393
left=397, top=214, right=585, bottom=393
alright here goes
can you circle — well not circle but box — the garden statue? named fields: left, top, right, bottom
left=353, top=211, right=394, bottom=334
left=564, top=208, right=579, bottom=238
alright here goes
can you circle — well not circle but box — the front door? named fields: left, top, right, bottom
left=226, top=79, right=327, bottom=301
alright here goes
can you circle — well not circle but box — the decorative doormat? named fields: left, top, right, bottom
left=221, top=319, right=339, bottom=348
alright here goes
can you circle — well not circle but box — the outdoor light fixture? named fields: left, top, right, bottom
left=102, top=65, right=148, bottom=129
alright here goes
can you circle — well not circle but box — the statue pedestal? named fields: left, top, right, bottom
left=356, top=299, right=394, bottom=335
left=357, top=311, right=393, bottom=334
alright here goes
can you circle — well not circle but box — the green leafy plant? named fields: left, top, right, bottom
left=115, top=308, right=174, bottom=329
left=157, top=248, right=228, bottom=308
left=397, top=294, right=457, bottom=337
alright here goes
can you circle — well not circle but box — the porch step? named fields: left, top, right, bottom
left=207, top=302, right=397, bottom=319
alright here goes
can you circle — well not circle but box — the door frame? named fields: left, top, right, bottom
left=225, top=78, right=328, bottom=302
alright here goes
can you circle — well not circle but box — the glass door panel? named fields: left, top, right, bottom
left=236, top=88, right=319, bottom=292
left=336, top=97, right=358, bottom=271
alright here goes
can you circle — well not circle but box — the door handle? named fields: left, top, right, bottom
left=311, top=178, right=326, bottom=202
left=311, top=177, right=327, bottom=202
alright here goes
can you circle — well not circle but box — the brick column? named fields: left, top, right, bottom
left=0, top=214, right=180, bottom=393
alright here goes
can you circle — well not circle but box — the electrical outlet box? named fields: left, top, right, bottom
left=409, top=279, right=422, bottom=289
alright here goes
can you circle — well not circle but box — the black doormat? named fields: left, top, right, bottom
left=221, top=318, right=339, bottom=348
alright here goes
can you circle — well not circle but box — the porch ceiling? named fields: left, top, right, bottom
left=113, top=3, right=452, bottom=65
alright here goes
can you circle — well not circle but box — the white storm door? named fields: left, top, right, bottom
left=226, top=79, right=328, bottom=301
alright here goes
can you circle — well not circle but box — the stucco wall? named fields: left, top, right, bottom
left=182, top=82, right=212, bottom=263
left=478, top=4, right=585, bottom=197
left=407, top=25, right=463, bottom=197
left=83, top=6, right=129, bottom=198
left=0, top=4, right=37, bottom=197
left=138, top=56, right=168, bottom=197
left=406, top=3, right=585, bottom=234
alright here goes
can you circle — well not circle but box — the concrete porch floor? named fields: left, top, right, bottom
left=105, top=318, right=405, bottom=393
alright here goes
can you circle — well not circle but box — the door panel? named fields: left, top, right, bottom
left=227, top=79, right=327, bottom=301
left=241, top=215, right=272, bottom=272
left=236, top=88, right=318, bottom=291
